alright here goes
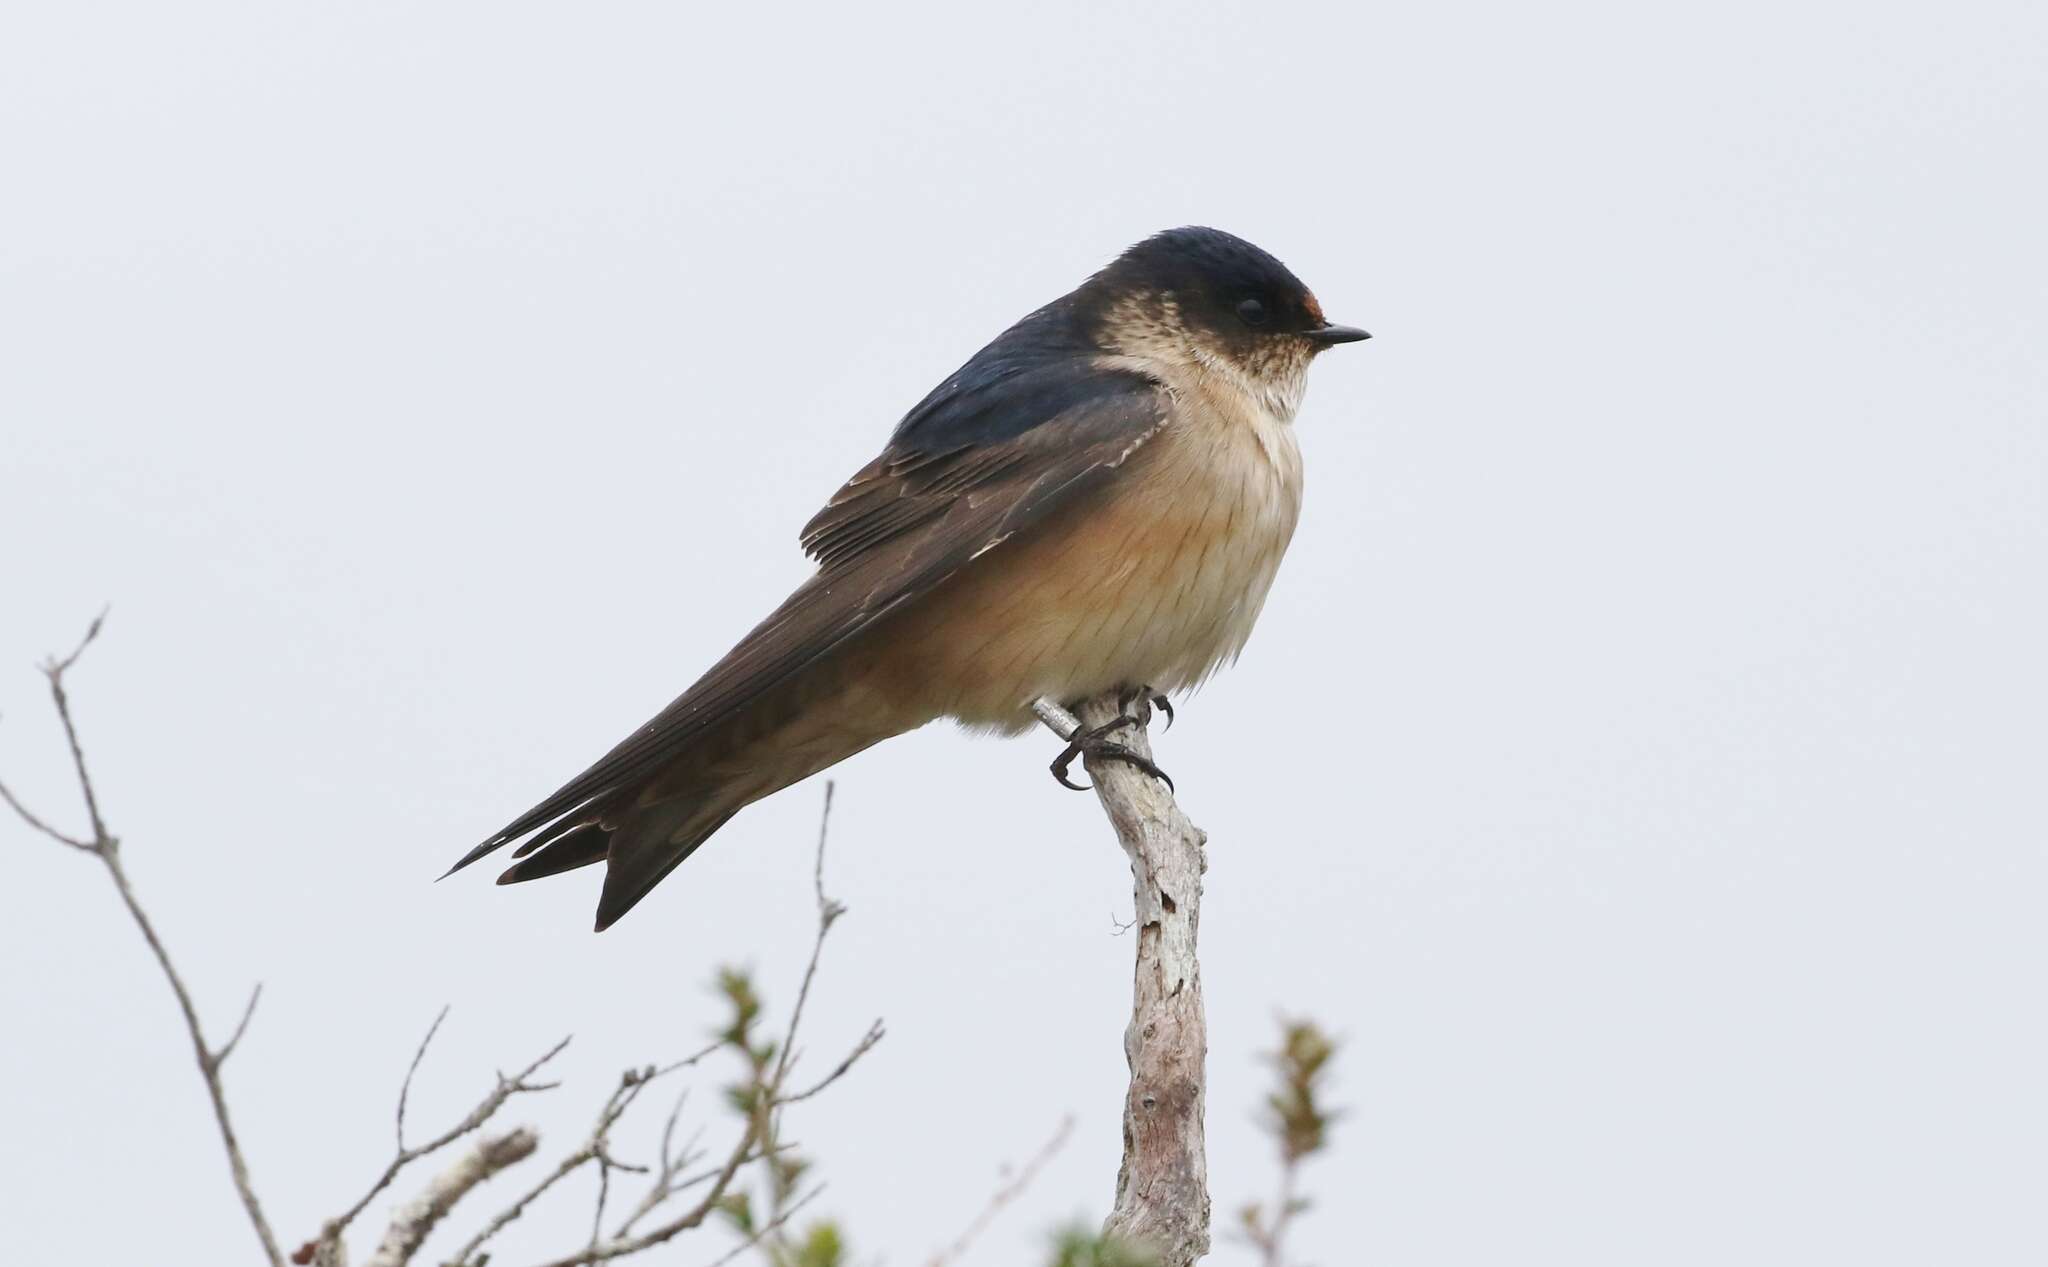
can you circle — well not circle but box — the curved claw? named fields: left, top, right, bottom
left=1046, top=714, right=1173, bottom=794
left=1051, top=752, right=1093, bottom=791
left=1114, top=684, right=1176, bottom=732
left=1050, top=715, right=1134, bottom=791
left=1097, top=741, right=1175, bottom=793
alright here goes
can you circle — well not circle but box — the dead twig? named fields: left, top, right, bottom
left=926, top=1116, right=1076, bottom=1267
left=4, top=613, right=287, bottom=1267
left=523, top=783, right=880, bottom=1267
left=1034, top=692, right=1212, bottom=1267
left=314, top=1022, right=571, bottom=1256
left=443, top=1052, right=709, bottom=1267
left=610, top=1091, right=705, bottom=1240
left=363, top=1127, right=540, bottom=1267
left=13, top=621, right=882, bottom=1267
left=700, top=1186, right=823, bottom=1267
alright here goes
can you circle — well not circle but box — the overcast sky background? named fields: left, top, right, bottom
left=3, top=2, right=2043, bottom=1263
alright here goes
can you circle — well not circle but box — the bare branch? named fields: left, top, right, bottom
left=20, top=612, right=883, bottom=1267
left=449, top=1053, right=715, bottom=1267
left=515, top=797, right=872, bottom=1267
left=926, top=1116, right=1075, bottom=1267
left=611, top=1093, right=705, bottom=1239
left=450, top=795, right=862, bottom=1267
left=44, top=605, right=107, bottom=678
left=767, top=782, right=881, bottom=1108
left=320, top=1030, right=571, bottom=1250
left=779, top=1019, right=885, bottom=1105
left=210, top=982, right=265, bottom=1070
left=769, top=782, right=846, bottom=1094
left=651, top=1040, right=723, bottom=1079
left=750, top=780, right=873, bottom=1266
left=803, top=774, right=842, bottom=929
left=42, top=608, right=112, bottom=847
left=588, top=1148, right=615, bottom=1255
left=9, top=615, right=287, bottom=1267
left=518, top=1116, right=762, bottom=1267
left=447, top=1130, right=584, bottom=1266
left=362, top=1127, right=539, bottom=1267
left=397, top=1005, right=453, bottom=1150
left=0, top=773, right=95, bottom=850
left=1034, top=692, right=1212, bottom=1267
left=698, top=1186, right=823, bottom=1267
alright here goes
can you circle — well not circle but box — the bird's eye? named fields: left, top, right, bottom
left=1235, top=298, right=1269, bottom=328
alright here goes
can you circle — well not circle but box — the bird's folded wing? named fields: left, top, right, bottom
left=448, top=365, right=1169, bottom=872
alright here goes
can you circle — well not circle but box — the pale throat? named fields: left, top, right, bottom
left=1188, top=340, right=1309, bottom=427
left=1099, top=291, right=1313, bottom=431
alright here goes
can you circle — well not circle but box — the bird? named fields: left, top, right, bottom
left=446, top=226, right=1369, bottom=930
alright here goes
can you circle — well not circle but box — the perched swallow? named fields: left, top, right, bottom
left=448, top=227, right=1368, bottom=929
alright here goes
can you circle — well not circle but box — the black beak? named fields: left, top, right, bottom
left=1301, top=323, right=1372, bottom=346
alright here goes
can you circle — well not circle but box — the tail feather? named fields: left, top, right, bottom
left=509, top=810, right=601, bottom=861
left=496, top=822, right=611, bottom=884
left=453, top=667, right=899, bottom=929
left=593, top=808, right=739, bottom=932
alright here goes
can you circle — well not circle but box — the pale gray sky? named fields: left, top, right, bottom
left=3, top=2, right=2043, bottom=1263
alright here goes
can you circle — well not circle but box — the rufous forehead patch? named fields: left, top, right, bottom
left=1303, top=292, right=1326, bottom=323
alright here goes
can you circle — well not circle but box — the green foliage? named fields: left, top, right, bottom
left=715, top=966, right=764, bottom=1045
left=792, top=1220, right=846, bottom=1267
left=717, top=1190, right=756, bottom=1236
left=1237, top=1018, right=1341, bottom=1264
left=1046, top=1224, right=1160, bottom=1267
left=709, top=965, right=852, bottom=1267
left=1264, top=1020, right=1338, bottom=1164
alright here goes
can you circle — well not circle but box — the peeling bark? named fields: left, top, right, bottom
left=1035, top=694, right=1210, bottom=1266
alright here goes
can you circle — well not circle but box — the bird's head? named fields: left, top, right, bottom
left=1076, top=226, right=1368, bottom=415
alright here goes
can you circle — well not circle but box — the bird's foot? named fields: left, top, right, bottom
left=1115, top=683, right=1174, bottom=731
left=1049, top=712, right=1175, bottom=795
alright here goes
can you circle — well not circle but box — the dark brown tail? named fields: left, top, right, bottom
left=494, top=794, right=745, bottom=932
left=451, top=659, right=903, bottom=930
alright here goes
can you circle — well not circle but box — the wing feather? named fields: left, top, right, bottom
left=447, top=363, right=1168, bottom=874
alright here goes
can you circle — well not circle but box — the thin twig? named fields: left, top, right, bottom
left=780, top=1020, right=885, bottom=1105
left=611, top=1094, right=704, bottom=1239
left=589, top=1150, right=615, bottom=1254
left=44, top=606, right=107, bottom=677
left=755, top=781, right=864, bottom=1264
left=521, top=791, right=876, bottom=1267
left=769, top=782, right=846, bottom=1094
left=322, top=1031, right=571, bottom=1247
left=362, top=1126, right=540, bottom=1267
left=450, top=1053, right=715, bottom=1267
left=519, top=1116, right=764, bottom=1267
left=397, top=1005, right=453, bottom=1150
left=450, top=1140, right=592, bottom=1267
left=1241, top=1158, right=1302, bottom=1267
left=811, top=780, right=838, bottom=910
left=0, top=774, right=95, bottom=850
left=211, top=982, right=265, bottom=1069
left=8, top=615, right=287, bottom=1267
left=700, top=1186, right=823, bottom=1267
left=927, top=1116, right=1076, bottom=1267
left=43, top=608, right=111, bottom=845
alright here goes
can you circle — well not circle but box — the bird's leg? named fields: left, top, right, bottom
left=1049, top=695, right=1175, bottom=794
